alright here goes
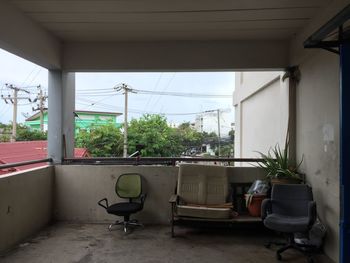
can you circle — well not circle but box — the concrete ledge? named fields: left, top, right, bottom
left=0, top=166, right=54, bottom=253
left=54, top=165, right=265, bottom=224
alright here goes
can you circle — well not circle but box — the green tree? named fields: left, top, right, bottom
left=16, top=124, right=47, bottom=141
left=219, top=145, right=234, bottom=157
left=202, top=131, right=219, bottom=148
left=128, top=114, right=181, bottom=157
left=229, top=129, right=235, bottom=142
left=0, top=123, right=11, bottom=142
left=0, top=123, right=47, bottom=141
left=75, top=123, right=123, bottom=157
left=175, top=122, right=204, bottom=155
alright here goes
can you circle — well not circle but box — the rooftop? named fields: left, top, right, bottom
left=0, top=141, right=89, bottom=174
left=25, top=110, right=122, bottom=121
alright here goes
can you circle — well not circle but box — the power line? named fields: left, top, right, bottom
left=26, top=68, right=42, bottom=87
left=76, top=98, right=224, bottom=117
left=20, top=68, right=37, bottom=87
left=151, top=73, right=176, bottom=111
left=144, top=72, right=163, bottom=111
left=138, top=89, right=232, bottom=98
left=75, top=87, right=232, bottom=98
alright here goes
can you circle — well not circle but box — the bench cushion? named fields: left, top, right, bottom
left=177, top=164, right=228, bottom=205
left=177, top=205, right=232, bottom=219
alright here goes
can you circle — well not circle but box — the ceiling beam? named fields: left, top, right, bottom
left=63, top=40, right=289, bottom=71
left=0, top=0, right=61, bottom=69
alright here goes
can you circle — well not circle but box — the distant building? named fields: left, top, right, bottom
left=168, top=122, right=180, bottom=128
left=25, top=110, right=122, bottom=132
left=0, top=140, right=90, bottom=175
left=192, top=109, right=234, bottom=137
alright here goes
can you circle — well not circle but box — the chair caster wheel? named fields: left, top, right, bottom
left=276, top=253, right=282, bottom=261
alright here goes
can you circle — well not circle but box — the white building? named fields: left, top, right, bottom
left=193, top=109, right=234, bottom=137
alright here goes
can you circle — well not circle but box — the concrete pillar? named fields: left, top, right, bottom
left=62, top=73, right=75, bottom=158
left=340, top=43, right=350, bottom=263
left=286, top=67, right=299, bottom=167
left=48, top=70, right=75, bottom=163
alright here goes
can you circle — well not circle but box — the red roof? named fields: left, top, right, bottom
left=0, top=140, right=90, bottom=174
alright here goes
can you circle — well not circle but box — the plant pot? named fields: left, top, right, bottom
left=270, top=178, right=301, bottom=185
left=245, top=194, right=267, bottom=217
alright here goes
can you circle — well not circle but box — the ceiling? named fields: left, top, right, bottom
left=9, top=0, right=330, bottom=42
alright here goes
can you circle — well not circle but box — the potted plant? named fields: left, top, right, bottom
left=245, top=193, right=266, bottom=217
left=256, top=134, right=303, bottom=185
left=244, top=180, right=269, bottom=217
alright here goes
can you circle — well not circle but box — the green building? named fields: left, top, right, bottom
left=25, top=110, right=122, bottom=132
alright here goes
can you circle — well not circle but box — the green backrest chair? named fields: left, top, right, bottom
left=98, top=173, right=147, bottom=233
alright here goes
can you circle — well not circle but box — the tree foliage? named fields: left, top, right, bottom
left=16, top=124, right=47, bottom=141
left=202, top=131, right=219, bottom=148
left=75, top=123, right=123, bottom=157
left=0, top=123, right=47, bottom=141
left=128, top=114, right=181, bottom=157
left=73, top=114, right=235, bottom=157
left=174, top=122, right=204, bottom=155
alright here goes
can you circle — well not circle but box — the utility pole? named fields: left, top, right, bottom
left=12, top=88, right=18, bottom=142
left=32, top=85, right=48, bottom=131
left=1, top=84, right=31, bottom=142
left=114, top=83, right=135, bottom=157
left=217, top=109, right=221, bottom=157
left=39, top=88, right=44, bottom=131
left=123, top=86, right=128, bottom=157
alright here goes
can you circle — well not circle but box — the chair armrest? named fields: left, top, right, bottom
left=261, top=198, right=272, bottom=220
left=140, top=193, right=147, bottom=204
left=169, top=194, right=179, bottom=204
left=98, top=198, right=109, bottom=209
left=308, top=201, right=317, bottom=225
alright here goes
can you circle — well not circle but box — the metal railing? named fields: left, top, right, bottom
left=0, top=158, right=53, bottom=170
left=63, top=157, right=264, bottom=166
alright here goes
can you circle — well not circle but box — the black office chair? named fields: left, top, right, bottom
left=261, top=184, right=317, bottom=263
left=98, top=173, right=147, bottom=233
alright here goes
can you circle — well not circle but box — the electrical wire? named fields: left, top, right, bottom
left=143, top=72, right=163, bottom=111
left=76, top=86, right=232, bottom=98
left=76, top=98, right=224, bottom=117
left=151, top=73, right=176, bottom=111
left=136, top=89, right=232, bottom=98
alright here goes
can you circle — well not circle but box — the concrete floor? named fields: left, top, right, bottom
left=0, top=223, right=332, bottom=263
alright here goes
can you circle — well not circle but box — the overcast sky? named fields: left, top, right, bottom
left=0, top=48, right=235, bottom=127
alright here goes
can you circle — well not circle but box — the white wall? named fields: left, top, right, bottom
left=287, top=1, right=347, bottom=260
left=0, top=166, right=54, bottom=253
left=295, top=50, right=340, bottom=262
left=233, top=56, right=340, bottom=263
left=233, top=72, right=289, bottom=159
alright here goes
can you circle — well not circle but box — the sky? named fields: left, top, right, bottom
left=0, top=48, right=235, bottom=132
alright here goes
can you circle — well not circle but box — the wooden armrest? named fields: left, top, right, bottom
left=169, top=194, right=178, bottom=203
